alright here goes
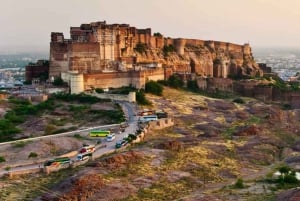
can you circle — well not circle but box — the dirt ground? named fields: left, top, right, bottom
left=1, top=87, right=300, bottom=201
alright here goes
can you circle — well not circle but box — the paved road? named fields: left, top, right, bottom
left=0, top=102, right=138, bottom=177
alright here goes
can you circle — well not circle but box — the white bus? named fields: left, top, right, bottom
left=138, top=115, right=158, bottom=123
left=76, top=152, right=93, bottom=161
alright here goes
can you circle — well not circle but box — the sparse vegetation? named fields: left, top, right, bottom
left=162, top=44, right=175, bottom=56
left=53, top=92, right=111, bottom=103
left=28, top=152, right=38, bottom=158
left=134, top=43, right=147, bottom=54
left=12, top=140, right=31, bottom=148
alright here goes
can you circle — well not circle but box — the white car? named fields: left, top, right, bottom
left=106, top=133, right=116, bottom=142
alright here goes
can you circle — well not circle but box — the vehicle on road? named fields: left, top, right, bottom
left=120, top=122, right=129, bottom=128
left=156, top=111, right=168, bottom=119
left=106, top=133, right=116, bottom=142
left=118, top=127, right=126, bottom=134
left=138, top=115, right=158, bottom=123
left=79, top=144, right=95, bottom=153
left=44, top=157, right=71, bottom=166
left=89, top=130, right=110, bottom=137
left=115, top=140, right=128, bottom=149
left=76, top=152, right=93, bottom=161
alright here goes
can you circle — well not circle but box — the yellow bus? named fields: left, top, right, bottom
left=89, top=130, right=110, bottom=137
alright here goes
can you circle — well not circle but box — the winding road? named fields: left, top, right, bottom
left=0, top=101, right=139, bottom=177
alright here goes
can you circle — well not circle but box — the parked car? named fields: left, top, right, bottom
left=106, top=133, right=116, bottom=142
left=115, top=140, right=128, bottom=149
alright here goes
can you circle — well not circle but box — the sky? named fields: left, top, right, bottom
left=1, top=0, right=300, bottom=53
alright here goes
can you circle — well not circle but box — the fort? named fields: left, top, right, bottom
left=48, top=21, right=261, bottom=93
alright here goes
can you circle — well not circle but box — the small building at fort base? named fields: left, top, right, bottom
left=49, top=21, right=262, bottom=94
left=25, top=60, right=49, bottom=83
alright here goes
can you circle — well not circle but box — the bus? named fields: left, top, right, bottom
left=89, top=130, right=110, bottom=137
left=76, top=152, right=93, bottom=161
left=138, top=115, right=158, bottom=123
left=44, top=157, right=71, bottom=166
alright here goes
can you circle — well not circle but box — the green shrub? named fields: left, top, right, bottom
left=282, top=103, right=292, bottom=110
left=12, top=141, right=30, bottom=148
left=145, top=81, right=163, bottom=96
left=134, top=43, right=147, bottom=53
left=187, top=80, right=199, bottom=92
left=162, top=44, right=175, bottom=56
left=153, top=32, right=162, bottom=37
left=53, top=77, right=66, bottom=86
left=168, top=74, right=184, bottom=88
left=0, top=156, right=5, bottom=162
left=232, top=98, right=245, bottom=104
left=109, top=86, right=136, bottom=94
left=136, top=91, right=151, bottom=105
left=44, top=124, right=56, bottom=135
left=28, top=152, right=38, bottom=158
left=36, top=99, right=55, bottom=111
left=73, top=133, right=84, bottom=139
left=127, top=134, right=137, bottom=143
left=233, top=178, right=244, bottom=188
left=53, top=92, right=110, bottom=103
left=157, top=80, right=169, bottom=86
left=95, top=88, right=104, bottom=93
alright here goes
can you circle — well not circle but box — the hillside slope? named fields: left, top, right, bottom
left=2, top=88, right=300, bottom=201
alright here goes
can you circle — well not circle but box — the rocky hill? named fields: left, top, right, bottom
left=2, top=87, right=300, bottom=201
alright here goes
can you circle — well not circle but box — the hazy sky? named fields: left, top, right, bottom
left=1, top=0, right=300, bottom=53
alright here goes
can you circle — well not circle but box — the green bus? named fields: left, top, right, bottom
left=44, top=157, right=71, bottom=166
left=89, top=130, right=111, bottom=137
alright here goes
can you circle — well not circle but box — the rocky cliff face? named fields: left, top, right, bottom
left=135, top=39, right=261, bottom=79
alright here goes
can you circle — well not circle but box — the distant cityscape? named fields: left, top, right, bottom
left=0, top=53, right=47, bottom=88
left=0, top=48, right=299, bottom=89
left=253, top=48, right=300, bottom=81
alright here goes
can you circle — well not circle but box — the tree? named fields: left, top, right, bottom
left=168, top=74, right=184, bottom=88
left=145, top=81, right=163, bottom=96
left=136, top=91, right=151, bottom=105
left=187, top=80, right=199, bottom=92
left=276, top=165, right=299, bottom=185
left=53, top=77, right=65, bottom=86
left=153, top=32, right=162, bottom=37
